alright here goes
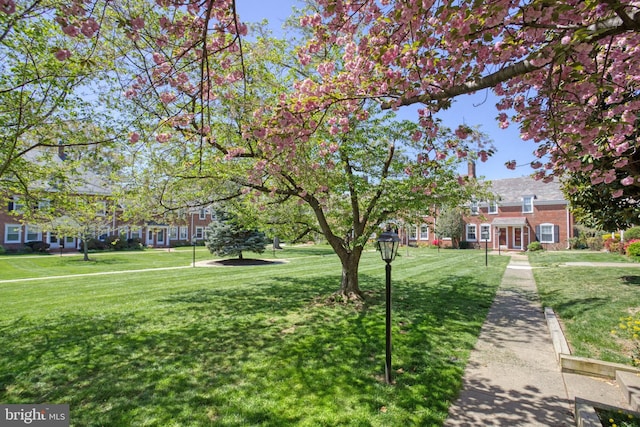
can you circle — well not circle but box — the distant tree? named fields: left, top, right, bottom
left=205, top=207, right=270, bottom=260
left=434, top=207, right=465, bottom=249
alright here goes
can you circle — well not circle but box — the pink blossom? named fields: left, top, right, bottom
left=560, top=35, right=571, bottom=45
left=160, top=92, right=176, bottom=104
left=55, top=49, right=72, bottom=61
left=130, top=17, right=145, bottom=31
left=621, top=176, right=635, bottom=186
left=81, top=18, right=99, bottom=37
left=1, top=0, right=16, bottom=14
left=62, top=25, right=80, bottom=37
left=129, top=132, right=140, bottom=143
left=505, top=160, right=517, bottom=170
left=155, top=133, right=171, bottom=143
left=612, top=189, right=624, bottom=198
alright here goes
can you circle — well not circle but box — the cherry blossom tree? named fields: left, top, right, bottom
left=294, top=0, right=639, bottom=195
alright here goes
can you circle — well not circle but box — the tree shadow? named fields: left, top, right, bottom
left=621, top=275, right=640, bottom=286
left=0, top=271, right=500, bottom=425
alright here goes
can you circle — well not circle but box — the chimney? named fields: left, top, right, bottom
left=467, top=160, right=476, bottom=179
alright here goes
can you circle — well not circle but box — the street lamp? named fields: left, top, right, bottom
left=192, top=234, right=197, bottom=267
left=482, top=228, right=490, bottom=267
left=377, top=230, right=400, bottom=385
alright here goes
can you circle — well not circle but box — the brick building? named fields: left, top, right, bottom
left=404, top=174, right=575, bottom=251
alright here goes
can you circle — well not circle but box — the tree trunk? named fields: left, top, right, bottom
left=335, top=248, right=363, bottom=301
left=82, top=239, right=90, bottom=261
left=238, top=251, right=243, bottom=260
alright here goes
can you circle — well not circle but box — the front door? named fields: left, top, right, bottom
left=498, top=228, right=507, bottom=248
left=48, top=232, right=60, bottom=249
left=514, top=228, right=522, bottom=250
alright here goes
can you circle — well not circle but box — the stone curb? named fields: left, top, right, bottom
left=545, top=307, right=640, bottom=426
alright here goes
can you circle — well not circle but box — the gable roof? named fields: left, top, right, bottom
left=488, top=176, right=566, bottom=205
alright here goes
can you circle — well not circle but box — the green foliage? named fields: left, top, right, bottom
left=625, top=227, right=640, bottom=241
left=527, top=241, right=543, bottom=251
left=0, top=245, right=4, bottom=255
left=205, top=207, right=270, bottom=259
left=434, top=207, right=465, bottom=248
left=571, top=225, right=604, bottom=250
left=627, top=242, right=640, bottom=258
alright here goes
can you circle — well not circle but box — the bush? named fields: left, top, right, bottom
left=24, top=241, right=50, bottom=252
left=528, top=241, right=543, bottom=251
left=0, top=245, right=5, bottom=255
left=624, top=227, right=640, bottom=241
left=586, top=236, right=604, bottom=251
left=626, top=241, right=640, bottom=258
left=459, top=241, right=471, bottom=249
left=79, top=238, right=109, bottom=251
left=604, top=238, right=624, bottom=254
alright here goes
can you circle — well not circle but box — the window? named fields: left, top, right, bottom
left=96, top=201, right=107, bottom=216
left=538, top=223, right=557, bottom=243
left=480, top=224, right=491, bottom=241
left=10, top=197, right=24, bottom=214
left=488, top=201, right=498, bottom=214
left=130, top=228, right=141, bottom=239
left=419, top=224, right=430, bottom=240
left=5, top=224, right=21, bottom=243
left=169, top=227, right=178, bottom=239
left=179, top=227, right=188, bottom=240
left=466, top=224, right=477, bottom=241
left=470, top=201, right=479, bottom=215
left=199, top=209, right=207, bottom=220
left=408, top=226, right=417, bottom=240
left=38, top=199, right=51, bottom=211
left=522, top=196, right=534, bottom=213
left=25, top=225, right=42, bottom=242
left=195, top=227, right=204, bottom=239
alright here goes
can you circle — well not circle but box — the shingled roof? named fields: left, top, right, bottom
left=488, top=176, right=566, bottom=205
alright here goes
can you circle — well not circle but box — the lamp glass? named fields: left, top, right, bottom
left=377, top=231, right=400, bottom=263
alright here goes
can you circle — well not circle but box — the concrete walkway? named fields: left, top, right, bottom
left=446, top=254, right=574, bottom=426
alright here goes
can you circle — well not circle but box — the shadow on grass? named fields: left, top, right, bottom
left=0, top=272, right=498, bottom=426
left=621, top=275, right=640, bottom=286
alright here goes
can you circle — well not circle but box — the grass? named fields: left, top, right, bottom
left=0, top=246, right=508, bottom=426
left=529, top=250, right=640, bottom=365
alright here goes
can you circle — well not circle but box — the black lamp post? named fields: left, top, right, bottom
left=377, top=230, right=400, bottom=385
left=192, top=234, right=197, bottom=267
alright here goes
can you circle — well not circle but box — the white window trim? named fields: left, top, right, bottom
left=195, top=226, right=204, bottom=239
left=199, top=209, right=206, bottom=220
left=25, top=225, right=42, bottom=242
left=470, top=201, right=479, bottom=216
left=419, top=224, right=430, bottom=240
left=96, top=201, right=107, bottom=216
left=4, top=224, right=21, bottom=243
left=488, top=201, right=498, bottom=214
left=539, top=223, right=555, bottom=243
left=522, top=196, right=534, bottom=214
left=466, top=224, right=477, bottom=242
left=480, top=224, right=491, bottom=241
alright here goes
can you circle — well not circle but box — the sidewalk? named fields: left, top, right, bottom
left=446, top=253, right=573, bottom=426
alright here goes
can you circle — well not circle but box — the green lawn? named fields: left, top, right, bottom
left=0, top=246, right=508, bottom=426
left=529, top=250, right=640, bottom=365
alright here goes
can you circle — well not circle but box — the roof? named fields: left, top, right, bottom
left=491, top=217, right=530, bottom=226
left=488, top=176, right=565, bottom=204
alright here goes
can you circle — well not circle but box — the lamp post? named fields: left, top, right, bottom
left=192, top=234, right=197, bottom=267
left=482, top=228, right=489, bottom=267
left=377, top=230, right=400, bottom=385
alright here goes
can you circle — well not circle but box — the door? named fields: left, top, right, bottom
left=514, top=228, right=522, bottom=250
left=48, top=232, right=60, bottom=250
left=498, top=228, right=507, bottom=247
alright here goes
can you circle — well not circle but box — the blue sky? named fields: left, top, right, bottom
left=236, top=1, right=540, bottom=180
